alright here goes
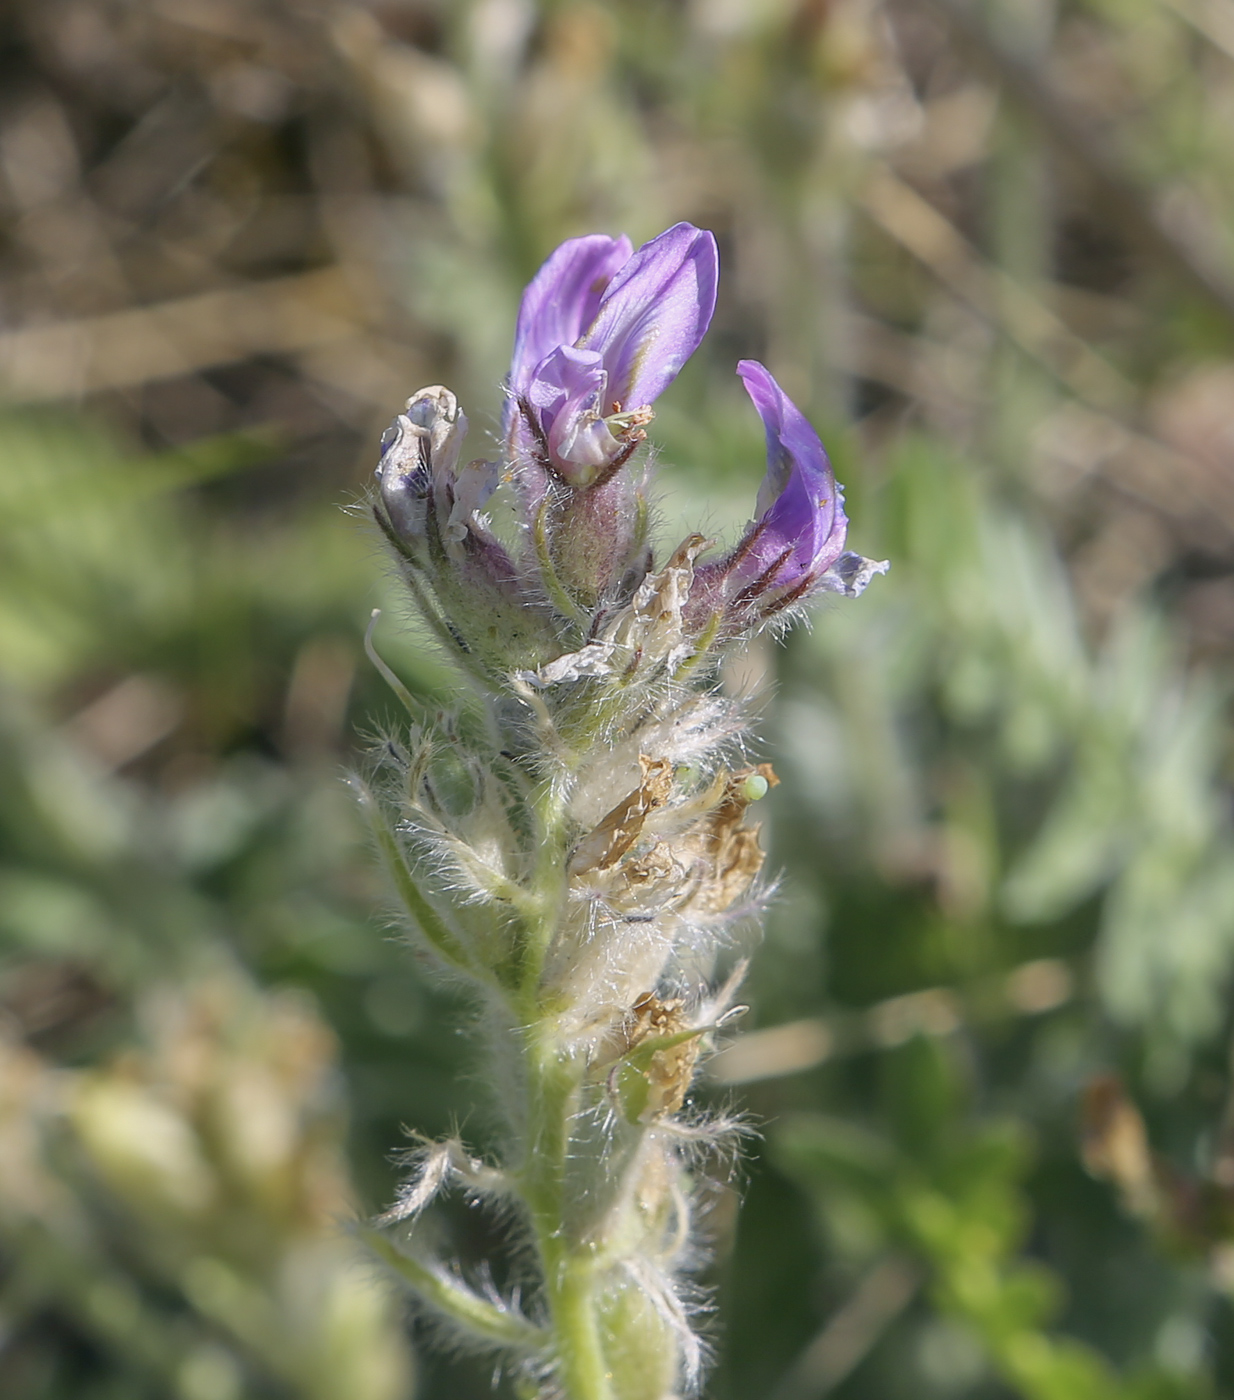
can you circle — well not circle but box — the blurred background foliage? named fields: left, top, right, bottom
left=2, top=0, right=1234, bottom=1396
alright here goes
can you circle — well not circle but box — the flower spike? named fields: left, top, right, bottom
left=366, top=224, right=884, bottom=1400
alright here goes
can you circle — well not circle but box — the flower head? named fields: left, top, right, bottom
left=508, top=223, right=718, bottom=487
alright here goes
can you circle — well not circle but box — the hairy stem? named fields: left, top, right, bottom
left=522, top=1027, right=612, bottom=1400
left=514, top=774, right=613, bottom=1399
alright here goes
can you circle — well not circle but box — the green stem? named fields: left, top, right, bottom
left=513, top=764, right=612, bottom=1399
left=522, top=1027, right=613, bottom=1400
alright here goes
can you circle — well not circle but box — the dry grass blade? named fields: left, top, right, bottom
left=913, top=0, right=1234, bottom=329
left=0, top=268, right=363, bottom=402
left=859, top=164, right=1133, bottom=412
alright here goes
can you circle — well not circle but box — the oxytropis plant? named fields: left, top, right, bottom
left=358, top=224, right=885, bottom=1400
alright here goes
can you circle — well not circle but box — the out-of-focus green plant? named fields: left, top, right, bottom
left=776, top=1037, right=1207, bottom=1400
left=1, top=969, right=411, bottom=1400
left=0, top=411, right=424, bottom=1398
left=711, top=427, right=1234, bottom=1397
left=792, top=435, right=1234, bottom=1066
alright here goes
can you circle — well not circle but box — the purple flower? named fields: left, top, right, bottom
left=731, top=360, right=849, bottom=591
left=688, top=362, right=886, bottom=627
left=507, top=223, right=718, bottom=487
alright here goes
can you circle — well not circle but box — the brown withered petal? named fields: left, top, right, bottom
left=601, top=842, right=685, bottom=914
left=643, top=1036, right=702, bottom=1120
left=605, top=533, right=710, bottom=667
left=569, top=755, right=674, bottom=875
left=619, top=994, right=702, bottom=1121
left=688, top=826, right=765, bottom=917
left=672, top=764, right=777, bottom=916
left=1081, top=1074, right=1160, bottom=1218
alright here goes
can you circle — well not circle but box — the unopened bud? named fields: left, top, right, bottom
left=376, top=386, right=467, bottom=551
left=374, top=385, right=560, bottom=673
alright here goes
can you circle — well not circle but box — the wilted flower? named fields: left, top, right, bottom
left=507, top=223, right=718, bottom=488
left=376, top=384, right=475, bottom=545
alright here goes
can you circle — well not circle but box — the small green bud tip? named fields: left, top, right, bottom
left=741, top=773, right=769, bottom=802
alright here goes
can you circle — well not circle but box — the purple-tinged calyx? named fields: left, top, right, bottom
left=508, top=223, right=718, bottom=488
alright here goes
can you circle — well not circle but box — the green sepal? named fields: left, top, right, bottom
left=360, top=1228, right=548, bottom=1354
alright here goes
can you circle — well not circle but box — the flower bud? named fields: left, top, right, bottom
left=376, top=385, right=468, bottom=550
left=375, top=386, right=558, bottom=672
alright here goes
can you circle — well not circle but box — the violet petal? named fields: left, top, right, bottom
left=532, top=345, right=619, bottom=472
left=580, top=223, right=718, bottom=412
left=509, top=234, right=632, bottom=397
left=735, top=360, right=848, bottom=583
